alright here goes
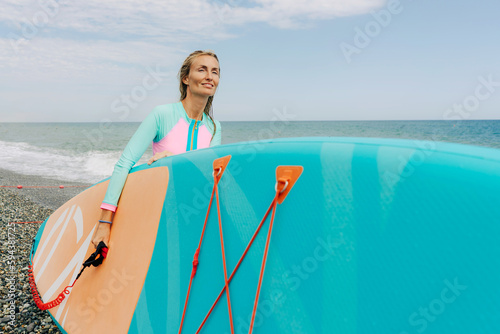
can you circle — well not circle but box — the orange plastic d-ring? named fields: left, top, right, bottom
left=213, top=155, right=231, bottom=180
left=276, top=166, right=303, bottom=204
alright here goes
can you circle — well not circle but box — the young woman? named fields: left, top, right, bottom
left=92, top=50, right=222, bottom=247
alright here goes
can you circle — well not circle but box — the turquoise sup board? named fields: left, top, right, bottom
left=31, top=137, right=500, bottom=333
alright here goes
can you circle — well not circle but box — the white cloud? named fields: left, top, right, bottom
left=1, top=0, right=387, bottom=121
left=1, top=0, right=241, bottom=84
left=1, top=0, right=386, bottom=66
left=222, top=0, right=386, bottom=28
left=0, top=37, right=183, bottom=85
left=2, top=0, right=236, bottom=41
left=0, top=0, right=388, bottom=79
left=2, top=0, right=386, bottom=39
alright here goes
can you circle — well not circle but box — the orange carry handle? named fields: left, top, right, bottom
left=276, top=166, right=303, bottom=204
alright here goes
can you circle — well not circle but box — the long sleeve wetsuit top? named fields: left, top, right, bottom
left=101, top=102, right=221, bottom=212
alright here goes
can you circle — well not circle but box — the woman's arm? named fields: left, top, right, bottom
left=92, top=108, right=162, bottom=247
left=101, top=108, right=161, bottom=211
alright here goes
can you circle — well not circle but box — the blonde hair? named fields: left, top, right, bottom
left=178, top=50, right=219, bottom=141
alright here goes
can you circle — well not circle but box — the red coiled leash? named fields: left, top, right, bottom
left=28, top=241, right=108, bottom=310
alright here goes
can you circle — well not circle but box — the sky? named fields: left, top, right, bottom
left=1, top=0, right=499, bottom=122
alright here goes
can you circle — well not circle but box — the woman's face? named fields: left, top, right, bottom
left=184, top=55, right=220, bottom=97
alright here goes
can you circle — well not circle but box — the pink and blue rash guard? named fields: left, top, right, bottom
left=101, top=102, right=221, bottom=212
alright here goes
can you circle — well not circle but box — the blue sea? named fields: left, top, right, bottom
left=0, top=120, right=499, bottom=184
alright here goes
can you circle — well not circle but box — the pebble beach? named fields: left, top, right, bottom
left=0, top=168, right=90, bottom=334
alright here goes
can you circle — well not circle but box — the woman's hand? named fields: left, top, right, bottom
left=148, top=150, right=173, bottom=165
left=92, top=222, right=111, bottom=248
left=92, top=209, right=113, bottom=248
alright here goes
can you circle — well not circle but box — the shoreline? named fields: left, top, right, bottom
left=1, top=168, right=91, bottom=333
left=0, top=168, right=92, bottom=211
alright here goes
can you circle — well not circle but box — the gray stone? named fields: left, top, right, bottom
left=27, top=322, right=35, bottom=331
